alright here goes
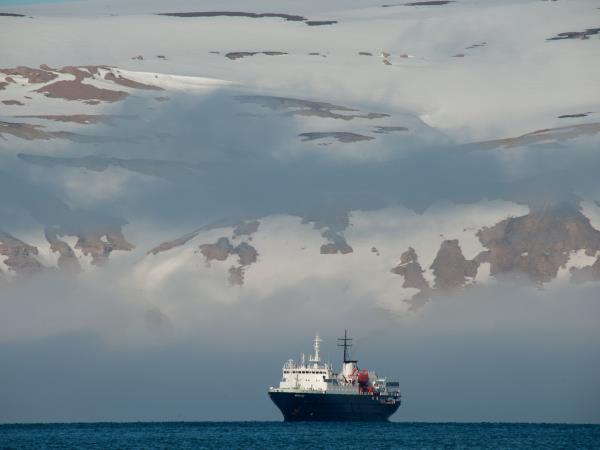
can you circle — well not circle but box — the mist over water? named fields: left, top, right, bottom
left=1, top=273, right=599, bottom=422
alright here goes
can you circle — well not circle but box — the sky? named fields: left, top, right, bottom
left=0, top=0, right=73, bottom=5
left=0, top=0, right=599, bottom=423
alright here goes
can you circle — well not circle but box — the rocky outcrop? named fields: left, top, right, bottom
left=234, top=242, right=258, bottom=265
left=149, top=221, right=259, bottom=257
left=157, top=12, right=307, bottom=21
left=44, top=228, right=80, bottom=273
left=570, top=257, right=600, bottom=284
left=465, top=123, right=600, bottom=150
left=383, top=1, right=453, bottom=6
left=0, top=121, right=55, bottom=140
left=0, top=231, right=44, bottom=276
left=476, top=206, right=600, bottom=284
left=156, top=11, right=336, bottom=26
left=547, top=27, right=600, bottom=41
left=233, top=220, right=260, bottom=238
left=104, top=72, right=163, bottom=90
left=306, top=20, right=337, bottom=26
left=235, top=95, right=389, bottom=121
left=320, top=230, right=353, bottom=254
left=390, top=240, right=483, bottom=309
left=75, top=229, right=135, bottom=266
left=0, top=66, right=57, bottom=83
left=0, top=122, right=122, bottom=143
left=225, top=51, right=287, bottom=60
left=302, top=211, right=353, bottom=255
left=391, top=247, right=432, bottom=309
left=199, top=237, right=259, bottom=285
left=15, top=114, right=127, bottom=125
left=299, top=132, right=374, bottom=143
left=200, top=237, right=258, bottom=265
left=57, top=65, right=96, bottom=81
left=200, top=237, right=234, bottom=262
left=431, top=240, right=478, bottom=289
left=0, top=65, right=168, bottom=106
left=36, top=80, right=128, bottom=102
left=391, top=247, right=431, bottom=290
left=149, top=231, right=200, bottom=255
left=372, top=126, right=408, bottom=134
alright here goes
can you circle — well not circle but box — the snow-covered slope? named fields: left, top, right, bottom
left=1, top=0, right=600, bottom=312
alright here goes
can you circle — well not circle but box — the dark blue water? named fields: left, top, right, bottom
left=1, top=422, right=599, bottom=449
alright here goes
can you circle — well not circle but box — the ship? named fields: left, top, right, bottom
left=268, top=330, right=401, bottom=421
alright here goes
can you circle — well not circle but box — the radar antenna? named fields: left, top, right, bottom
left=310, top=333, right=322, bottom=362
left=337, top=329, right=356, bottom=363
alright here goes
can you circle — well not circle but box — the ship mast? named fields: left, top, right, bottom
left=337, top=329, right=356, bottom=363
left=310, top=332, right=322, bottom=363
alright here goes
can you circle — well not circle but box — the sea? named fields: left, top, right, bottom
left=0, top=422, right=599, bottom=449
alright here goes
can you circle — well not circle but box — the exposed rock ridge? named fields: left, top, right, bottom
left=301, top=211, right=354, bottom=255
left=476, top=205, right=600, bottom=284
left=199, top=237, right=259, bottom=285
left=431, top=239, right=478, bottom=289
left=391, top=247, right=432, bottom=309
left=44, top=228, right=80, bottom=273
left=0, top=230, right=44, bottom=276
left=75, top=229, right=135, bottom=266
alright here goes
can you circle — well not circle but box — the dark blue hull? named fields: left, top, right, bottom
left=268, top=391, right=400, bottom=422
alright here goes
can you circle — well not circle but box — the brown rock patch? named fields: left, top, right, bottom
left=0, top=121, right=52, bottom=140
left=200, top=237, right=235, bottom=262
left=149, top=231, right=200, bottom=255
left=75, top=229, right=135, bottom=266
left=465, top=123, right=600, bottom=150
left=320, top=230, right=353, bottom=254
left=225, top=51, right=287, bottom=60
left=236, top=95, right=389, bottom=121
left=299, top=132, right=374, bottom=143
left=372, top=126, right=408, bottom=134
left=58, top=65, right=96, bottom=81
left=0, top=230, right=44, bottom=276
left=15, top=114, right=122, bottom=125
left=430, top=239, right=478, bottom=289
left=104, top=72, right=164, bottom=90
left=44, top=227, right=80, bottom=273
left=157, top=12, right=307, bottom=21
left=233, top=220, right=260, bottom=238
left=391, top=247, right=432, bottom=309
left=0, top=66, right=57, bottom=84
left=306, top=20, right=337, bottom=26
left=35, top=79, right=128, bottom=102
left=547, top=27, right=600, bottom=41
left=199, top=237, right=259, bottom=284
left=476, top=205, right=600, bottom=284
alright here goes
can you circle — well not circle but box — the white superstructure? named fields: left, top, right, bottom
left=270, top=332, right=400, bottom=397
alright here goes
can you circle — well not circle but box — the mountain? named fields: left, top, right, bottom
left=0, top=0, right=599, bottom=315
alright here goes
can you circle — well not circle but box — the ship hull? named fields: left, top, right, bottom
left=269, top=391, right=400, bottom=422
